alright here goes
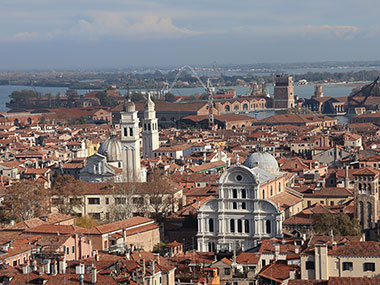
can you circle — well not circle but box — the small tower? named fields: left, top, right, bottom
left=314, top=85, right=324, bottom=98
left=142, top=93, right=159, bottom=159
left=120, top=100, right=142, bottom=182
left=353, top=168, right=380, bottom=231
left=273, top=74, right=295, bottom=109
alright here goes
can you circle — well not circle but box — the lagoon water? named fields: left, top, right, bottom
left=0, top=83, right=356, bottom=111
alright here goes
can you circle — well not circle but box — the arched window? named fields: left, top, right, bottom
left=367, top=202, right=372, bottom=228
left=230, top=219, right=235, bottom=233
left=262, top=190, right=265, bottom=199
left=242, top=189, right=246, bottom=199
left=237, top=219, right=243, bottom=233
left=359, top=183, right=362, bottom=191
left=233, top=189, right=237, bottom=198
left=245, top=220, right=249, bottom=233
left=368, top=184, right=372, bottom=193
left=266, top=220, right=271, bottom=234
left=242, top=202, right=246, bottom=210
left=359, top=201, right=364, bottom=226
left=209, top=219, right=214, bottom=232
left=225, top=105, right=230, bottom=112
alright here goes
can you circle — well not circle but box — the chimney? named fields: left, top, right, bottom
left=344, top=165, right=349, bottom=188
left=141, top=259, right=146, bottom=275
left=123, top=229, right=127, bottom=248
left=44, top=259, right=51, bottom=275
left=22, top=264, right=29, bottom=274
left=91, top=266, right=97, bottom=284
left=274, top=244, right=280, bottom=260
left=289, top=268, right=296, bottom=280
left=31, top=259, right=37, bottom=272
left=51, top=260, right=57, bottom=276
left=150, top=260, right=155, bottom=275
left=59, top=257, right=66, bottom=274
left=39, top=263, right=45, bottom=275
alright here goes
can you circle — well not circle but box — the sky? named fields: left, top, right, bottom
left=1, top=0, right=380, bottom=70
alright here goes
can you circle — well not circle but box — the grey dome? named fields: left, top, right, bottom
left=98, top=136, right=122, bottom=162
left=243, top=152, right=279, bottom=174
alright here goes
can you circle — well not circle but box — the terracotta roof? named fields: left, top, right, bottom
left=329, top=241, right=380, bottom=257
left=236, top=252, right=261, bottom=265
left=352, top=167, right=380, bottom=176
left=89, top=216, right=155, bottom=234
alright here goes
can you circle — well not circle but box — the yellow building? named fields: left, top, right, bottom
left=301, top=187, right=353, bottom=208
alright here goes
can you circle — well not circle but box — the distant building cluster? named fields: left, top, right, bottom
left=1, top=78, right=380, bottom=284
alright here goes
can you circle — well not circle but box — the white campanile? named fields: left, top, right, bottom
left=142, top=93, right=159, bottom=158
left=120, top=100, right=142, bottom=182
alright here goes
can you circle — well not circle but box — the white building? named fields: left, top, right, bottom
left=142, top=93, right=159, bottom=159
left=197, top=153, right=283, bottom=252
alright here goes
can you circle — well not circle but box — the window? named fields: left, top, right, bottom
left=278, top=182, right=281, bottom=192
left=245, top=220, right=249, bottom=233
left=105, top=198, right=109, bottom=205
left=270, top=186, right=273, bottom=196
left=241, top=189, right=246, bottom=198
left=209, top=219, right=214, bottom=232
left=88, top=198, right=100, bottom=205
left=262, top=190, right=265, bottom=199
left=224, top=268, right=231, bottom=275
left=306, top=261, right=315, bottom=270
left=129, top=127, right=133, bottom=136
left=266, top=220, right=271, bottom=234
left=343, top=262, right=353, bottom=271
left=230, top=219, right=235, bottom=233
left=363, top=262, right=375, bottom=272
left=123, top=127, right=127, bottom=137
left=237, top=219, right=243, bottom=233
left=67, top=247, right=69, bottom=254
left=233, top=189, right=237, bottom=198
left=72, top=246, right=75, bottom=253
left=233, top=202, right=237, bottom=209
left=242, top=202, right=246, bottom=210
left=115, top=197, right=126, bottom=205
left=236, top=175, right=242, bottom=181
left=330, top=201, right=334, bottom=206
left=132, top=197, right=144, bottom=205
left=262, top=260, right=266, bottom=267
left=307, top=201, right=311, bottom=207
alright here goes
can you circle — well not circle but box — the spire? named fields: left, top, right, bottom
left=145, top=92, right=155, bottom=111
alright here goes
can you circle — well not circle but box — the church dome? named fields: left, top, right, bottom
left=98, top=135, right=122, bottom=162
left=243, top=152, right=279, bottom=174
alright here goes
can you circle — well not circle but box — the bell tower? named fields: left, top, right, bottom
left=353, top=167, right=380, bottom=231
left=142, top=93, right=159, bottom=158
left=120, top=100, right=142, bottom=182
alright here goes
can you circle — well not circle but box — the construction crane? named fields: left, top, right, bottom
left=161, top=65, right=216, bottom=130
left=347, top=77, right=379, bottom=113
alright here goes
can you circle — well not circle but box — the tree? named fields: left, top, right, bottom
left=106, top=183, right=141, bottom=222
left=165, top=92, right=177, bottom=102
left=75, top=215, right=99, bottom=229
left=143, top=170, right=179, bottom=223
left=312, top=213, right=361, bottom=236
left=95, top=91, right=118, bottom=107
left=2, top=181, right=49, bottom=222
left=51, top=175, right=85, bottom=215
left=130, top=92, right=146, bottom=102
left=66, top=89, right=78, bottom=108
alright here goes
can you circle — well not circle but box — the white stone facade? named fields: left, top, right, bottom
left=197, top=164, right=283, bottom=252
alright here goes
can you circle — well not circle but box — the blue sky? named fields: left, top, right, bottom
left=1, top=0, right=380, bottom=70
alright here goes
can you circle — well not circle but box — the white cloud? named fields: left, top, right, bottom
left=229, top=24, right=360, bottom=40
left=72, top=12, right=199, bottom=40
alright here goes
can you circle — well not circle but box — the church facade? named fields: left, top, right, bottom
left=197, top=153, right=284, bottom=252
left=80, top=94, right=160, bottom=183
